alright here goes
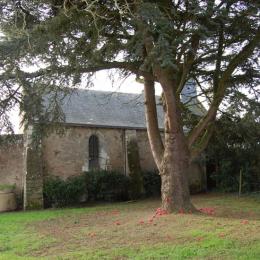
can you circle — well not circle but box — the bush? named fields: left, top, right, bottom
left=44, top=171, right=133, bottom=208
left=85, top=170, right=130, bottom=201
left=143, top=171, right=161, bottom=197
left=211, top=160, right=258, bottom=193
left=43, top=175, right=86, bottom=208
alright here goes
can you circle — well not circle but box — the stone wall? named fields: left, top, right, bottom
left=42, top=126, right=206, bottom=192
left=42, top=127, right=161, bottom=178
left=42, top=126, right=126, bottom=178
left=0, top=135, right=24, bottom=198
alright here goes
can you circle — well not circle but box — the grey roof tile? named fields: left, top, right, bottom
left=51, top=82, right=205, bottom=129
left=60, top=89, right=164, bottom=129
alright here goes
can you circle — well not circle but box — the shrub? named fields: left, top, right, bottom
left=85, top=170, right=130, bottom=201
left=143, top=171, right=161, bottom=197
left=211, top=160, right=258, bottom=193
left=43, top=175, right=86, bottom=208
left=44, top=171, right=131, bottom=208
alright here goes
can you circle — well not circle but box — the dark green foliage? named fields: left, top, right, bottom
left=207, top=112, right=260, bottom=193
left=43, top=175, right=86, bottom=207
left=43, top=171, right=131, bottom=207
left=1, top=1, right=259, bottom=138
left=42, top=167, right=212, bottom=206
left=142, top=171, right=161, bottom=197
left=127, top=139, right=144, bottom=199
left=85, top=170, right=130, bottom=202
left=210, top=161, right=257, bottom=193
left=0, top=134, right=23, bottom=147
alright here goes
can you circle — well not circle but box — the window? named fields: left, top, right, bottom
left=89, top=135, right=99, bottom=170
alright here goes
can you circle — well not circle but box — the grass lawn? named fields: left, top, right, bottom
left=0, top=193, right=260, bottom=259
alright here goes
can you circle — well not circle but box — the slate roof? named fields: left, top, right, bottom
left=54, top=83, right=205, bottom=129
left=58, top=89, right=165, bottom=129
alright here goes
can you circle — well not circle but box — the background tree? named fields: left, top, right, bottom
left=207, top=97, right=260, bottom=193
left=0, top=0, right=259, bottom=212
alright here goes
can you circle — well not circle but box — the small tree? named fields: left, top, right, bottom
left=0, top=1, right=259, bottom=212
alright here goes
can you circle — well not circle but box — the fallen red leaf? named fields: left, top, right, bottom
left=199, top=207, right=215, bottom=215
left=178, top=208, right=184, bottom=214
left=155, top=208, right=168, bottom=216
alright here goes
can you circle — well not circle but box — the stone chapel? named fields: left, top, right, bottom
left=0, top=80, right=207, bottom=209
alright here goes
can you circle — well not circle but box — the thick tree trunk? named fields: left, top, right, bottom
left=156, top=71, right=196, bottom=212
left=142, top=30, right=196, bottom=212
left=161, top=131, right=196, bottom=212
left=143, top=75, right=196, bottom=212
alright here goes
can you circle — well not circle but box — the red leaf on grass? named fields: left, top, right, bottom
left=155, top=208, right=168, bottom=216
left=178, top=208, right=184, bottom=214
left=199, top=207, right=215, bottom=215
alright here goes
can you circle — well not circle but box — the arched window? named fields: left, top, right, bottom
left=89, top=135, right=99, bottom=170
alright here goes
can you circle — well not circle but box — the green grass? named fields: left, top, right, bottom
left=0, top=193, right=259, bottom=259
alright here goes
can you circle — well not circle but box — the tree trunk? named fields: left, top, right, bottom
left=161, top=131, right=196, bottom=212
left=156, top=71, right=196, bottom=213
left=142, top=42, right=196, bottom=212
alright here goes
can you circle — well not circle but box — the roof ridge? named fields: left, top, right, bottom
left=70, top=88, right=145, bottom=97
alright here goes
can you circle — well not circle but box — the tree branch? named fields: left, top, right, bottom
left=190, top=123, right=214, bottom=161
left=0, top=61, right=152, bottom=81
left=213, top=21, right=224, bottom=93
left=188, top=27, right=260, bottom=148
left=143, top=77, right=164, bottom=168
left=177, top=33, right=200, bottom=94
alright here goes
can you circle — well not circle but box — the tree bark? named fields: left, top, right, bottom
left=154, top=70, right=196, bottom=212
left=143, top=77, right=164, bottom=168
left=142, top=24, right=199, bottom=213
left=161, top=131, right=195, bottom=212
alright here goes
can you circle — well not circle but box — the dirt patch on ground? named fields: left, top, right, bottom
left=31, top=195, right=260, bottom=258
left=32, top=201, right=189, bottom=257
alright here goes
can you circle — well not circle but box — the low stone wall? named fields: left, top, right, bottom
left=0, top=135, right=24, bottom=199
